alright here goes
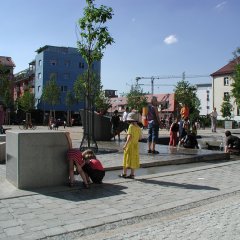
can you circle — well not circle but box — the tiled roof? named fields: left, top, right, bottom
left=211, top=57, right=240, bottom=77
left=0, top=56, right=15, bottom=67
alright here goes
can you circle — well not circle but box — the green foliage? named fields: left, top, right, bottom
left=18, top=90, right=35, bottom=113
left=231, top=47, right=240, bottom=109
left=174, top=80, right=201, bottom=121
left=74, top=71, right=101, bottom=101
left=41, top=76, right=61, bottom=109
left=220, top=94, right=232, bottom=120
left=95, top=90, right=112, bottom=112
left=65, top=91, right=76, bottom=109
left=0, top=65, right=13, bottom=107
left=77, top=0, right=114, bottom=66
left=126, top=85, right=148, bottom=113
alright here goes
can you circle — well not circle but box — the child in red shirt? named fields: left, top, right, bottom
left=82, top=149, right=105, bottom=184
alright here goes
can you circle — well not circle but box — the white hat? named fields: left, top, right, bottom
left=126, top=112, right=138, bottom=122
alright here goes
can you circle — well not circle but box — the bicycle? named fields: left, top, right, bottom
left=19, top=120, right=37, bottom=130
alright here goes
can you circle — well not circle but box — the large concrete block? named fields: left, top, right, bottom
left=0, top=134, right=6, bottom=142
left=0, top=142, right=6, bottom=163
left=6, top=130, right=69, bottom=189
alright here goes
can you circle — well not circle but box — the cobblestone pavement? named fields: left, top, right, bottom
left=0, top=126, right=240, bottom=239
left=78, top=192, right=240, bottom=240
left=1, top=161, right=240, bottom=239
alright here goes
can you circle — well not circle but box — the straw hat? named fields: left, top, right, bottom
left=126, top=112, right=138, bottom=122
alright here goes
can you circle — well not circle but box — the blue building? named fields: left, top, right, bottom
left=34, top=45, right=101, bottom=112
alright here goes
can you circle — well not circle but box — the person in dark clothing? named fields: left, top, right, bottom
left=180, top=132, right=199, bottom=149
left=224, top=130, right=240, bottom=153
left=82, top=149, right=105, bottom=184
left=111, top=110, right=121, bottom=141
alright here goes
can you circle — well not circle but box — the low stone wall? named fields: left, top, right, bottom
left=6, top=130, right=69, bottom=189
left=0, top=142, right=6, bottom=163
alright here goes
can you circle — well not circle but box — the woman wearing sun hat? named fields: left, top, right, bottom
left=119, top=112, right=142, bottom=179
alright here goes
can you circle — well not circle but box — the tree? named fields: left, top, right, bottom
left=126, top=85, right=148, bottom=113
left=17, top=90, right=35, bottom=123
left=95, top=89, right=112, bottom=113
left=65, top=91, right=76, bottom=126
left=76, top=0, right=114, bottom=150
left=174, top=79, right=201, bottom=121
left=41, top=76, right=60, bottom=119
left=220, top=94, right=232, bottom=120
left=231, top=47, right=240, bottom=109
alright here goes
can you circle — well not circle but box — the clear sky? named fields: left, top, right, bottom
left=1, top=0, right=240, bottom=95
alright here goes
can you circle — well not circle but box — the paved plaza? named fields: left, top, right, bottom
left=0, top=126, right=240, bottom=239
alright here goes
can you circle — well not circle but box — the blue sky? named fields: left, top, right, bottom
left=1, top=0, right=240, bottom=95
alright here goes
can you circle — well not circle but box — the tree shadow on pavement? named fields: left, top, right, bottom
left=137, top=179, right=220, bottom=191
left=35, top=182, right=128, bottom=202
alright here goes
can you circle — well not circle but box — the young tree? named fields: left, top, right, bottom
left=126, top=84, right=148, bottom=113
left=220, top=94, right=232, bottom=120
left=76, top=0, right=114, bottom=150
left=41, top=76, right=60, bottom=119
left=17, top=90, right=35, bottom=124
left=231, top=47, right=240, bottom=109
left=174, top=79, right=201, bottom=121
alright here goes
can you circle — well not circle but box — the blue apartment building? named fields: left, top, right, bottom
left=34, top=45, right=101, bottom=112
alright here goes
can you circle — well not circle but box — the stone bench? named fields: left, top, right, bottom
left=6, top=130, right=69, bottom=189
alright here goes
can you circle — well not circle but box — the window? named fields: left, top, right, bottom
left=207, top=106, right=210, bottom=109
left=61, top=86, right=68, bottom=92
left=224, top=77, right=229, bottom=86
left=38, top=60, right=42, bottom=66
left=64, top=60, right=70, bottom=67
left=38, top=86, right=41, bottom=92
left=38, top=73, right=41, bottom=79
left=64, top=73, right=70, bottom=80
left=50, top=60, right=57, bottom=66
left=79, top=62, right=84, bottom=69
left=224, top=92, right=229, bottom=100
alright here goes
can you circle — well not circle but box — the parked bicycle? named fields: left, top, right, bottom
left=19, top=120, right=37, bottom=130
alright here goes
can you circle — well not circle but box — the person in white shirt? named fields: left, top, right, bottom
left=122, top=107, right=129, bottom=122
left=210, top=107, right=218, bottom=132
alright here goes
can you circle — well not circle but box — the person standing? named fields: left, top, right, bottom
left=119, top=112, right=142, bottom=179
left=122, top=107, right=129, bottom=122
left=169, top=118, right=179, bottom=147
left=0, top=105, right=5, bottom=134
left=210, top=107, right=218, bottom=132
left=111, top=110, right=121, bottom=141
left=147, top=96, right=161, bottom=154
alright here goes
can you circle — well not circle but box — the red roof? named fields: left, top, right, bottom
left=211, top=57, right=240, bottom=77
left=0, top=56, right=15, bottom=68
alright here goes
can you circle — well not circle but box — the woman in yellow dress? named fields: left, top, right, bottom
left=119, top=112, right=142, bottom=179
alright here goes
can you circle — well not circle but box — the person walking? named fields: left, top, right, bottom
left=147, top=96, right=161, bottom=154
left=210, top=107, right=218, bottom=132
left=119, top=112, right=142, bottom=179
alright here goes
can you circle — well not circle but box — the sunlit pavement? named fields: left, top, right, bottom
left=0, top=125, right=239, bottom=239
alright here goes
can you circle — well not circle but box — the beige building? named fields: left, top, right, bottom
left=211, top=57, right=240, bottom=121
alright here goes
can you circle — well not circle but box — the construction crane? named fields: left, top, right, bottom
left=135, top=72, right=209, bottom=95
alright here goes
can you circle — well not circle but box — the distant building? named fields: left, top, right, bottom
left=211, top=57, right=240, bottom=121
left=14, top=45, right=101, bottom=113
left=195, top=83, right=212, bottom=116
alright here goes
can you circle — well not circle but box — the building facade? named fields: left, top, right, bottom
left=34, top=45, right=101, bottom=112
left=195, top=83, right=212, bottom=116
left=211, top=57, right=240, bottom=121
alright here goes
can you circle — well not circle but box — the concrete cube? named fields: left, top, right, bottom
left=6, top=130, right=69, bottom=189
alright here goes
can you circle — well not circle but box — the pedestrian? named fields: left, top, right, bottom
left=180, top=103, right=189, bottom=120
left=122, top=107, right=129, bottom=122
left=169, top=118, right=179, bottom=147
left=111, top=110, right=121, bottom=141
left=224, top=130, right=240, bottom=153
left=82, top=149, right=105, bottom=184
left=210, top=107, right=218, bottom=132
left=65, top=132, right=89, bottom=189
left=119, top=112, right=142, bottom=179
left=147, top=96, right=161, bottom=154
left=0, top=105, right=5, bottom=134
